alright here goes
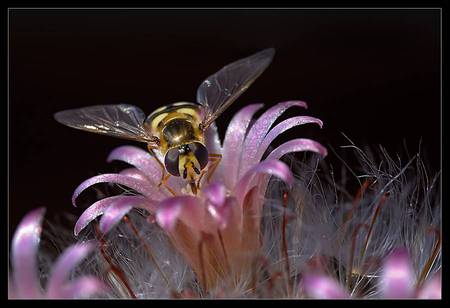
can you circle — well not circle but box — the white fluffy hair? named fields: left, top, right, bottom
left=37, top=139, right=441, bottom=298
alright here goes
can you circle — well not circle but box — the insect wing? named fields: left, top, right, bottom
left=54, top=104, right=157, bottom=143
left=196, top=48, right=275, bottom=129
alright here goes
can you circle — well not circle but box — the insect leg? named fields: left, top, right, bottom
left=147, top=146, right=176, bottom=196
left=158, top=173, right=177, bottom=197
left=147, top=147, right=166, bottom=181
left=206, top=153, right=222, bottom=183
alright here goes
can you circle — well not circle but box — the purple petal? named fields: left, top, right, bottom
left=156, top=196, right=215, bottom=233
left=239, top=101, right=307, bottom=178
left=234, top=160, right=293, bottom=203
left=220, top=104, right=264, bottom=188
left=107, top=146, right=162, bottom=183
left=417, top=272, right=441, bottom=299
left=255, top=116, right=323, bottom=162
left=74, top=195, right=154, bottom=236
left=55, top=276, right=108, bottom=299
left=380, top=248, right=415, bottom=298
left=11, top=207, right=46, bottom=298
left=72, top=173, right=165, bottom=207
left=119, top=168, right=152, bottom=183
left=266, top=138, right=328, bottom=160
left=301, top=274, right=349, bottom=299
left=47, top=242, right=94, bottom=298
left=99, top=195, right=153, bottom=233
left=207, top=197, right=236, bottom=230
left=202, top=182, right=227, bottom=207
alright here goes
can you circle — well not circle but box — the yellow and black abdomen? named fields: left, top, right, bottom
left=144, top=102, right=204, bottom=154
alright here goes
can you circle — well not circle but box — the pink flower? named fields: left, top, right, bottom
left=9, top=208, right=107, bottom=299
left=72, top=100, right=327, bottom=290
left=301, top=248, right=441, bottom=299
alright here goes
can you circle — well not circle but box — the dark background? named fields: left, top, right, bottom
left=9, top=9, right=440, bottom=237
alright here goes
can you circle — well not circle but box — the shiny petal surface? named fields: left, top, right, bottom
left=207, top=197, right=234, bottom=229
left=380, top=248, right=415, bottom=298
left=202, top=182, right=227, bottom=207
left=235, top=160, right=293, bottom=203
left=417, top=272, right=441, bottom=299
left=47, top=242, right=94, bottom=298
left=255, top=116, right=323, bottom=162
left=56, top=276, right=107, bottom=299
left=119, top=167, right=152, bottom=183
left=239, top=101, right=307, bottom=178
left=107, top=146, right=162, bottom=183
left=100, top=195, right=153, bottom=233
left=72, top=173, right=164, bottom=207
left=156, top=196, right=215, bottom=233
left=11, top=207, right=46, bottom=298
left=302, top=274, right=349, bottom=299
left=266, top=138, right=328, bottom=160
left=220, top=104, right=264, bottom=188
left=74, top=196, right=129, bottom=236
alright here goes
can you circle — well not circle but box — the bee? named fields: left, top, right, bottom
left=54, top=48, right=275, bottom=194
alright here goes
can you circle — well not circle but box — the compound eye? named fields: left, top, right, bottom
left=164, top=148, right=180, bottom=176
left=189, top=142, right=209, bottom=170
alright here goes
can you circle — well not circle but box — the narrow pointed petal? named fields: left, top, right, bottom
left=266, top=138, right=328, bottom=161
left=380, top=248, right=415, bottom=298
left=301, top=274, right=349, bottom=299
left=256, top=116, right=323, bottom=162
left=119, top=167, right=152, bottom=183
left=156, top=196, right=215, bottom=233
left=220, top=104, right=264, bottom=188
left=207, top=197, right=235, bottom=229
left=56, top=276, right=108, bottom=299
left=72, top=173, right=165, bottom=207
left=47, top=242, right=94, bottom=298
left=202, top=182, right=227, bottom=207
left=99, top=195, right=154, bottom=233
left=239, top=100, right=308, bottom=178
left=11, top=207, right=46, bottom=298
left=74, top=195, right=153, bottom=236
left=417, top=272, right=441, bottom=299
left=235, top=160, right=293, bottom=203
left=107, top=146, right=162, bottom=183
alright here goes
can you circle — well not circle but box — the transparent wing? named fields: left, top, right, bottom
left=196, top=48, right=275, bottom=129
left=54, top=104, right=158, bottom=144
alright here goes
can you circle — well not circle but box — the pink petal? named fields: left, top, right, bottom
left=207, top=197, right=236, bottom=230
left=255, top=116, right=323, bottom=162
left=219, top=104, right=264, bottom=188
left=301, top=274, right=349, bottom=299
left=119, top=168, right=152, bottom=183
left=11, top=207, right=45, bottom=298
left=156, top=196, right=215, bottom=233
left=99, top=195, right=154, bottom=233
left=72, top=173, right=165, bottom=207
left=202, top=182, right=227, bottom=207
left=417, top=272, right=441, bottom=299
left=239, top=100, right=307, bottom=178
left=107, top=146, right=162, bottom=184
left=47, top=242, right=94, bottom=298
left=234, top=160, right=293, bottom=203
left=55, top=276, right=108, bottom=299
left=380, top=248, right=415, bottom=298
left=74, top=196, right=137, bottom=236
left=266, top=138, right=328, bottom=160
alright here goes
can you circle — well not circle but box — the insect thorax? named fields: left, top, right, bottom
left=144, top=102, right=203, bottom=153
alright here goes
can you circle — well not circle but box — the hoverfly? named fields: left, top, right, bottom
left=54, top=48, right=275, bottom=194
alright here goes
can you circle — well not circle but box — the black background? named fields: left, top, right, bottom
left=9, top=9, right=440, bottom=237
